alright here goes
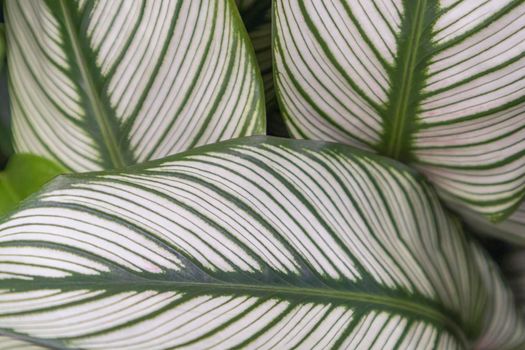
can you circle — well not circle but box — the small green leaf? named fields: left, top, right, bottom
left=0, top=154, right=65, bottom=216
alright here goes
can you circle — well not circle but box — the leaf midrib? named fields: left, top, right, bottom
left=11, top=279, right=466, bottom=344
left=383, top=0, right=430, bottom=161
left=59, top=0, right=126, bottom=169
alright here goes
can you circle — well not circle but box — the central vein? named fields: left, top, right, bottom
left=59, top=0, right=126, bottom=169
left=14, top=279, right=467, bottom=345
left=381, top=0, right=435, bottom=161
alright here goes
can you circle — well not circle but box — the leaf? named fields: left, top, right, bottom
left=0, top=154, right=65, bottom=217
left=273, top=0, right=525, bottom=227
left=5, top=0, right=265, bottom=172
left=0, top=136, right=522, bottom=349
left=0, top=23, right=4, bottom=73
left=236, top=0, right=289, bottom=137
left=0, top=23, right=9, bottom=161
left=503, top=248, right=525, bottom=315
left=236, top=0, right=274, bottom=108
left=446, top=196, right=525, bottom=245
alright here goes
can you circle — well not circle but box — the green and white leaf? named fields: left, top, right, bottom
left=236, top=0, right=289, bottom=137
left=236, top=0, right=274, bottom=109
left=5, top=0, right=265, bottom=172
left=446, top=196, right=525, bottom=245
left=273, top=0, right=525, bottom=229
left=0, top=336, right=48, bottom=350
left=0, top=137, right=523, bottom=349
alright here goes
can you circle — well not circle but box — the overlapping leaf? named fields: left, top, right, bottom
left=5, top=0, right=265, bottom=172
left=237, top=0, right=274, bottom=109
left=0, top=137, right=523, bottom=349
left=504, top=248, right=525, bottom=315
left=273, top=0, right=525, bottom=237
left=448, top=198, right=525, bottom=245
left=236, top=0, right=288, bottom=137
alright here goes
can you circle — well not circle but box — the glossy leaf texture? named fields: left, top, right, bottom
left=273, top=0, right=525, bottom=237
left=5, top=0, right=265, bottom=172
left=0, top=137, right=523, bottom=349
left=237, top=0, right=274, bottom=109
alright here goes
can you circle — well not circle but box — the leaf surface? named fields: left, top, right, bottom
left=0, top=136, right=522, bottom=349
left=273, top=0, right=525, bottom=229
left=6, top=0, right=265, bottom=172
left=236, top=0, right=289, bottom=137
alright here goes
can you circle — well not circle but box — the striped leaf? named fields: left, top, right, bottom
left=447, top=197, right=525, bottom=245
left=0, top=136, right=523, bottom=349
left=273, top=0, right=525, bottom=229
left=236, top=0, right=274, bottom=109
left=5, top=0, right=265, bottom=172
left=236, top=0, right=289, bottom=137
left=0, top=154, right=65, bottom=216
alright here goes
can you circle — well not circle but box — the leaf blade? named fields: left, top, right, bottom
left=6, top=0, right=265, bottom=171
left=273, top=0, right=525, bottom=232
left=0, top=136, right=522, bottom=349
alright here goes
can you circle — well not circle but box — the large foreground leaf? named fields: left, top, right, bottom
left=5, top=0, right=264, bottom=172
left=273, top=0, right=525, bottom=230
left=0, top=137, right=523, bottom=349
